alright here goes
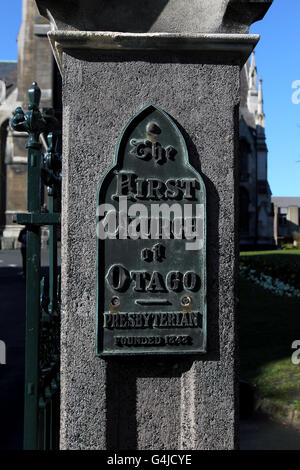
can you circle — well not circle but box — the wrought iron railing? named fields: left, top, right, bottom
left=11, top=82, right=61, bottom=450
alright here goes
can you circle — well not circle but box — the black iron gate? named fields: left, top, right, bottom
left=11, top=82, right=61, bottom=450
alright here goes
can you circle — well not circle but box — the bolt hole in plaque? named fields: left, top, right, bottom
left=96, top=104, right=206, bottom=356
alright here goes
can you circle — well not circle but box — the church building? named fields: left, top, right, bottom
left=0, top=0, right=58, bottom=249
left=0, top=0, right=275, bottom=250
left=239, top=52, right=275, bottom=249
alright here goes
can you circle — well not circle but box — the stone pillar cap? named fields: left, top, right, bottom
left=36, top=0, right=273, bottom=34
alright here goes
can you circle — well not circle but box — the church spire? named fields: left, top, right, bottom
left=257, top=77, right=264, bottom=114
left=248, top=51, right=258, bottom=91
left=256, top=77, right=265, bottom=128
left=247, top=51, right=258, bottom=114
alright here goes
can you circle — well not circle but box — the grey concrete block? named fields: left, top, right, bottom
left=36, top=0, right=273, bottom=34
left=60, top=50, right=240, bottom=449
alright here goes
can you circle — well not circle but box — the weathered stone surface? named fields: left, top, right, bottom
left=35, top=0, right=274, bottom=452
left=60, top=50, right=240, bottom=450
left=36, top=0, right=273, bottom=34
left=48, top=31, right=260, bottom=75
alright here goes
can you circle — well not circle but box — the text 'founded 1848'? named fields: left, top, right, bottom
left=96, top=104, right=206, bottom=356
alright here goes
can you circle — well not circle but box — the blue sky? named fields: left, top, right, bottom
left=0, top=1, right=299, bottom=196
left=0, top=1, right=22, bottom=62
left=251, top=0, right=300, bottom=197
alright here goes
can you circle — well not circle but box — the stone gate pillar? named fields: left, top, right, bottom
left=36, top=0, right=273, bottom=450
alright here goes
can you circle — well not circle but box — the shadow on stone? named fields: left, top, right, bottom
left=106, top=357, right=194, bottom=449
left=239, top=380, right=255, bottom=419
left=37, top=0, right=169, bottom=32
left=170, top=117, right=221, bottom=361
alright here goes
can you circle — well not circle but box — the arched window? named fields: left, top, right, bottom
left=240, top=187, right=249, bottom=233
left=239, top=138, right=250, bottom=182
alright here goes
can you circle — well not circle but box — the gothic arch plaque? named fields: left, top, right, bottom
left=96, top=104, right=206, bottom=356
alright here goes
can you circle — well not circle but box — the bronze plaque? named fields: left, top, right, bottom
left=96, top=104, right=206, bottom=355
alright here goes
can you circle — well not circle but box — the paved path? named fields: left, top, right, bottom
left=240, top=413, right=300, bottom=450
left=1, top=250, right=300, bottom=450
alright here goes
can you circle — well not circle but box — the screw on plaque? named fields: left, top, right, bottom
left=181, top=296, right=192, bottom=307
left=146, top=122, right=161, bottom=142
left=110, top=296, right=120, bottom=308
